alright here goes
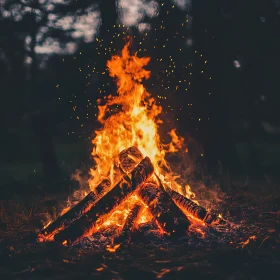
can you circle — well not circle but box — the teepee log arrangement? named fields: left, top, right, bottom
left=38, top=147, right=223, bottom=245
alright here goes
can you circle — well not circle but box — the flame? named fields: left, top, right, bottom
left=86, top=38, right=196, bottom=229
left=39, top=38, right=204, bottom=242
left=40, top=187, right=90, bottom=236
left=89, top=39, right=193, bottom=195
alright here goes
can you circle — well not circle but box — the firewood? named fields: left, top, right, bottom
left=137, top=182, right=191, bottom=238
left=166, top=188, right=224, bottom=224
left=54, top=157, right=154, bottom=244
left=165, top=188, right=207, bottom=221
left=113, top=202, right=142, bottom=245
left=39, top=146, right=144, bottom=241
left=39, top=179, right=111, bottom=240
left=118, top=146, right=143, bottom=173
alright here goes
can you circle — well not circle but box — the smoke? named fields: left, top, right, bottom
left=172, top=0, right=192, bottom=11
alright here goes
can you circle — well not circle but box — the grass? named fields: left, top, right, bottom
left=0, top=192, right=74, bottom=241
left=0, top=197, right=40, bottom=239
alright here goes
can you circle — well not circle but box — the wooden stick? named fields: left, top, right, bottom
left=165, top=188, right=207, bottom=221
left=165, top=188, right=224, bottom=224
left=137, top=182, right=190, bottom=238
left=54, top=157, right=154, bottom=244
left=39, top=179, right=111, bottom=241
left=39, top=146, right=144, bottom=241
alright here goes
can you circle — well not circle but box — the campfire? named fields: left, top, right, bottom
left=38, top=39, right=223, bottom=248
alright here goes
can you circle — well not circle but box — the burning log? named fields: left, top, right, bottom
left=39, top=146, right=144, bottom=241
left=113, top=202, right=142, bottom=245
left=54, top=157, right=154, bottom=244
left=166, top=188, right=207, bottom=221
left=39, top=179, right=111, bottom=240
left=166, top=188, right=224, bottom=224
left=118, top=146, right=143, bottom=173
left=138, top=182, right=191, bottom=238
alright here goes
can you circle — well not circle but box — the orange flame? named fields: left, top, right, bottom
left=40, top=38, right=202, bottom=240
left=89, top=39, right=194, bottom=193
left=86, top=39, right=196, bottom=228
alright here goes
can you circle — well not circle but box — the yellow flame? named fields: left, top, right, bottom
left=86, top=39, right=196, bottom=228
left=38, top=39, right=204, bottom=243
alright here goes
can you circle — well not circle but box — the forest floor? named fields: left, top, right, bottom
left=0, top=175, right=279, bottom=280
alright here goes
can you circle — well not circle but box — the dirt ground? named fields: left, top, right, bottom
left=0, top=176, right=279, bottom=280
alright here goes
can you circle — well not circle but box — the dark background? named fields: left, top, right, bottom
left=1, top=0, right=280, bottom=197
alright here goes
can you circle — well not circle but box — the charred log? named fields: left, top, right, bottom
left=118, top=146, right=143, bottom=173
left=166, top=188, right=207, bottom=221
left=54, top=157, right=154, bottom=244
left=113, top=202, right=142, bottom=245
left=29, top=111, right=60, bottom=183
left=138, top=182, right=190, bottom=238
left=39, top=179, right=111, bottom=240
left=166, top=187, right=224, bottom=224
left=152, top=175, right=222, bottom=226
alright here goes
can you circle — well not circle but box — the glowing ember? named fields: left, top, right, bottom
left=106, top=244, right=121, bottom=253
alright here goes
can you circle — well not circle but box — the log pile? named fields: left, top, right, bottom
left=39, top=146, right=222, bottom=245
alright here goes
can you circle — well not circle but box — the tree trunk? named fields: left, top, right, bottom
left=30, top=111, right=61, bottom=183
left=40, top=146, right=144, bottom=240
left=29, top=5, right=38, bottom=110
left=99, top=0, right=118, bottom=36
left=192, top=0, right=243, bottom=175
